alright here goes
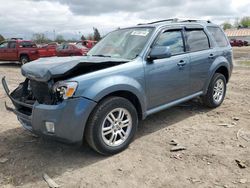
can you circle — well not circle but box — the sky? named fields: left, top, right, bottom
left=0, top=0, right=249, bottom=40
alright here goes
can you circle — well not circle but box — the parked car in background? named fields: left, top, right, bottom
left=38, top=43, right=57, bottom=58
left=47, top=42, right=58, bottom=48
left=230, top=39, right=248, bottom=47
left=38, top=43, right=58, bottom=57
left=0, top=38, right=39, bottom=64
left=2, top=19, right=233, bottom=155
left=56, top=43, right=88, bottom=57
left=77, top=40, right=97, bottom=49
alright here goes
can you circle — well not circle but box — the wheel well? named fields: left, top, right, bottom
left=99, top=91, right=143, bottom=120
left=215, top=66, right=229, bottom=82
left=19, top=54, right=29, bottom=58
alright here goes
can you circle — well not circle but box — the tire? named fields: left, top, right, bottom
left=20, top=55, right=29, bottom=65
left=85, top=97, right=138, bottom=155
left=202, top=73, right=227, bottom=108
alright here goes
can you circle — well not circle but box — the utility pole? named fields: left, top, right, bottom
left=53, top=30, right=56, bottom=41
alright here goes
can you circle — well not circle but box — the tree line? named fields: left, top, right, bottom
left=0, top=27, right=101, bottom=44
left=32, top=27, right=101, bottom=44
left=1, top=17, right=249, bottom=44
left=222, top=16, right=250, bottom=30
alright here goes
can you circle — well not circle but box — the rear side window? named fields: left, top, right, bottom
left=186, top=30, right=210, bottom=52
left=19, top=42, right=36, bottom=48
left=63, top=45, right=69, bottom=49
left=207, top=27, right=228, bottom=47
left=155, top=30, right=184, bottom=55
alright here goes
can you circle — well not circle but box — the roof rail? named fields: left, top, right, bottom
left=180, top=19, right=211, bottom=23
left=137, top=18, right=178, bottom=25
left=137, top=18, right=211, bottom=25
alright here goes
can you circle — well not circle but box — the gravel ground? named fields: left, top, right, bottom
left=0, top=47, right=249, bottom=188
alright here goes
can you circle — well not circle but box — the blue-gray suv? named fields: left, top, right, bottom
left=2, top=19, right=233, bottom=155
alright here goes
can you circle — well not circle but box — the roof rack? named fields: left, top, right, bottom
left=137, top=18, right=211, bottom=25
left=10, top=38, right=23, bottom=40
left=138, top=18, right=178, bottom=25
left=180, top=19, right=211, bottom=23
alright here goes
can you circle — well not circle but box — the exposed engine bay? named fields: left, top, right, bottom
left=10, top=79, right=56, bottom=105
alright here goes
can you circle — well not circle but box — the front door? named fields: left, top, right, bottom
left=5, top=41, right=18, bottom=60
left=145, top=29, right=190, bottom=109
left=0, top=41, right=9, bottom=60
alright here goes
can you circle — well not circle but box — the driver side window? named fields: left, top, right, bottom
left=155, top=30, right=184, bottom=55
left=0, top=42, right=8, bottom=49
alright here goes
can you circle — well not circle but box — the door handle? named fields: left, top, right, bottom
left=208, top=54, right=214, bottom=59
left=177, top=60, right=186, bottom=67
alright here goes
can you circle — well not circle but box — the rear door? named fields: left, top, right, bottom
left=61, top=44, right=69, bottom=56
left=68, top=45, right=75, bottom=55
left=206, top=26, right=232, bottom=64
left=145, top=28, right=191, bottom=109
left=184, top=28, right=214, bottom=93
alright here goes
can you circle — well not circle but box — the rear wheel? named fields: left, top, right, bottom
left=202, top=73, right=227, bottom=108
left=85, top=97, right=138, bottom=155
left=20, top=55, right=29, bottom=65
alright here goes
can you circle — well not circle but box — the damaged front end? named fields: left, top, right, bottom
left=2, top=56, right=130, bottom=142
left=2, top=77, right=59, bottom=130
left=3, top=77, right=78, bottom=108
left=2, top=76, right=97, bottom=143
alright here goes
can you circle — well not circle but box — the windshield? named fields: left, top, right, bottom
left=88, top=27, right=153, bottom=60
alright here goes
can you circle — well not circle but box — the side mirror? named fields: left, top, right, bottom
left=148, top=46, right=171, bottom=60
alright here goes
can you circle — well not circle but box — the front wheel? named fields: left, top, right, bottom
left=20, top=55, right=29, bottom=65
left=85, top=97, right=138, bottom=155
left=202, top=73, right=227, bottom=108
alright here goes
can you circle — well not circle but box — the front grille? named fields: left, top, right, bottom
left=30, top=80, right=54, bottom=104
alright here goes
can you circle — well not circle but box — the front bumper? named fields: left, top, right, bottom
left=2, top=77, right=97, bottom=143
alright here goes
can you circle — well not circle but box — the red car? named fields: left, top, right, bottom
left=230, top=39, right=248, bottom=47
left=83, top=40, right=97, bottom=49
left=38, top=43, right=57, bottom=58
left=0, top=39, right=39, bottom=64
left=56, top=43, right=88, bottom=57
left=77, top=40, right=97, bottom=49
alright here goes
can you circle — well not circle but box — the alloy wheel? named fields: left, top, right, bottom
left=101, top=108, right=132, bottom=147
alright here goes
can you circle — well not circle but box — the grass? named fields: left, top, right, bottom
left=238, top=60, right=250, bottom=66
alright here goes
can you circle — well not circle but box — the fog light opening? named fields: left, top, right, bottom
left=45, top=122, right=55, bottom=134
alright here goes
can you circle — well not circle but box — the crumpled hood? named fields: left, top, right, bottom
left=21, top=56, right=129, bottom=82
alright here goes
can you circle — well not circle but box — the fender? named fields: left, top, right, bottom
left=76, top=75, right=147, bottom=117
left=203, top=56, right=230, bottom=94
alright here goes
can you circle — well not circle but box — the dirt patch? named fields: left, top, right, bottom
left=0, top=49, right=250, bottom=187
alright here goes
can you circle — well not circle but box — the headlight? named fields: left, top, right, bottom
left=53, top=81, right=78, bottom=99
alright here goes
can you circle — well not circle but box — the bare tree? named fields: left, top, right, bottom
left=0, top=34, right=4, bottom=43
left=93, top=27, right=101, bottom=41
left=55, top=35, right=65, bottom=43
left=32, top=33, right=50, bottom=44
left=81, top=35, right=86, bottom=41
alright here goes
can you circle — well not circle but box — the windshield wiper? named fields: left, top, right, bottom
left=92, top=54, right=111, bottom=58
